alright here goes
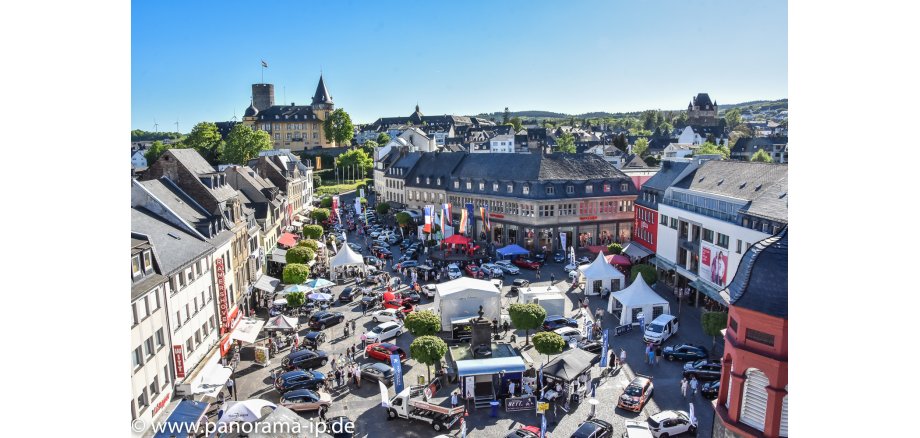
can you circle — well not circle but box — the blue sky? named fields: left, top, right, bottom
left=132, top=0, right=787, bottom=130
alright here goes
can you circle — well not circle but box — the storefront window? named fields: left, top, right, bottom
left=538, top=229, right=553, bottom=252
left=598, top=225, right=615, bottom=246
left=558, top=226, right=574, bottom=251
left=507, top=225, right=518, bottom=245
left=492, top=223, right=504, bottom=244
left=523, top=228, right=536, bottom=250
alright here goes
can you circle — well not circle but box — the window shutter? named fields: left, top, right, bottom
left=739, top=369, right=769, bottom=432
left=779, top=388, right=788, bottom=437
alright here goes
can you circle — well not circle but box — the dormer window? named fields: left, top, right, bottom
left=603, top=183, right=611, bottom=193
left=416, top=177, right=420, bottom=184
left=566, top=185, right=574, bottom=194
left=437, top=178, right=441, bottom=185
left=493, top=183, right=499, bottom=191
left=454, top=181, right=460, bottom=189
left=142, top=250, right=153, bottom=273
left=523, top=184, right=530, bottom=195
left=426, top=177, right=430, bottom=185
left=545, top=186, right=555, bottom=195
left=507, top=183, right=513, bottom=193
left=132, top=255, right=141, bottom=278
left=620, top=183, right=628, bottom=192
left=466, top=181, right=472, bottom=190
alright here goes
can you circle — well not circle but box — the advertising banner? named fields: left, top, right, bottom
left=465, top=376, right=475, bottom=398
left=216, top=257, right=229, bottom=331
left=506, top=396, right=536, bottom=412
left=391, top=354, right=404, bottom=393
left=254, top=346, right=270, bottom=367
left=173, top=345, right=185, bottom=378
left=560, top=232, right=567, bottom=250
left=465, top=203, right=474, bottom=235
left=700, top=242, right=729, bottom=287
left=600, top=329, right=609, bottom=367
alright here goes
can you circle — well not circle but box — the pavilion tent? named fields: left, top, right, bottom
left=578, top=252, right=626, bottom=296
left=541, top=348, right=597, bottom=382
left=496, top=244, right=530, bottom=258
left=444, top=234, right=472, bottom=245
left=329, top=244, right=366, bottom=280
left=607, top=277, right=670, bottom=325
left=434, top=277, right=502, bottom=330
left=264, top=315, right=299, bottom=331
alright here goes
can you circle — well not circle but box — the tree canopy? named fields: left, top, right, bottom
left=410, top=335, right=448, bottom=381
left=630, top=264, right=656, bottom=285
left=181, top=122, right=224, bottom=163
left=323, top=108, right=355, bottom=146
left=144, top=140, right=170, bottom=164
left=532, top=332, right=565, bottom=360
left=336, top=148, right=373, bottom=177
left=286, top=291, right=305, bottom=308
left=724, top=109, right=742, bottom=131
left=404, top=310, right=441, bottom=337
left=556, top=133, right=576, bottom=154
left=302, top=225, right=324, bottom=240
left=376, top=132, right=391, bottom=145
left=222, top=123, right=272, bottom=165
left=285, top=246, right=315, bottom=264
left=319, top=197, right=333, bottom=208
left=395, top=212, right=412, bottom=228
left=510, top=117, right=523, bottom=132
left=632, top=138, right=649, bottom=156
left=508, top=303, right=547, bottom=346
left=751, top=149, right=774, bottom=163
left=695, top=142, right=731, bottom=159
left=376, top=202, right=391, bottom=215
left=607, top=243, right=623, bottom=255
left=701, top=311, right=728, bottom=346
left=282, top=264, right=310, bottom=284
left=297, top=239, right=320, bottom=251
left=310, top=208, right=331, bottom=223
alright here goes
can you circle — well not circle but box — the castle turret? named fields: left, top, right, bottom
left=252, top=84, right=274, bottom=111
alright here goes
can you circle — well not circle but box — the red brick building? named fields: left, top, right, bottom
left=713, top=228, right=788, bottom=437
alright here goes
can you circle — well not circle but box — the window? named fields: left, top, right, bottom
left=195, top=330, right=201, bottom=346
left=566, top=185, right=574, bottom=194
left=729, top=318, right=738, bottom=333
left=155, top=329, right=164, bottom=349
left=202, top=322, right=209, bottom=338
left=585, top=184, right=593, bottom=194
left=538, top=205, right=555, bottom=217
left=185, top=304, right=190, bottom=322
left=466, top=181, right=471, bottom=190
left=453, top=181, right=459, bottom=189
left=507, top=183, right=513, bottom=193
left=479, top=182, right=485, bottom=191
left=415, top=177, right=420, bottom=184
left=150, top=377, right=159, bottom=397
left=163, top=366, right=170, bottom=387
left=132, top=256, right=141, bottom=277
left=175, top=311, right=182, bottom=330
left=186, top=268, right=193, bottom=283
left=193, top=297, right=199, bottom=314
left=133, top=347, right=143, bottom=369
left=178, top=273, right=186, bottom=289
left=620, top=183, right=628, bottom=192
left=603, top=183, right=611, bottom=193
left=745, top=328, right=775, bottom=347
left=736, top=239, right=743, bottom=254
left=523, top=184, right=530, bottom=195
left=145, top=337, right=155, bottom=358
left=137, top=389, right=148, bottom=412
left=186, top=338, right=193, bottom=353
left=717, top=233, right=730, bottom=249
left=670, top=218, right=678, bottom=229
left=143, top=251, right=152, bottom=272
left=660, top=214, right=669, bottom=225
left=493, top=182, right=499, bottom=191
left=545, top=185, right=554, bottom=195
left=703, top=229, right=714, bottom=243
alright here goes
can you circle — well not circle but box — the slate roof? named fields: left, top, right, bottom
left=622, top=154, right=649, bottom=168
left=693, top=93, right=714, bottom=108
left=253, top=104, right=320, bottom=122
left=312, top=75, right=333, bottom=105
left=672, top=161, right=788, bottom=203
left=388, top=152, right=423, bottom=180
left=131, top=206, right=214, bottom=276
left=404, top=151, right=467, bottom=189
left=740, top=175, right=788, bottom=223
left=139, top=178, right=211, bottom=226
left=636, top=160, right=692, bottom=192
left=731, top=137, right=788, bottom=155
left=722, top=227, right=788, bottom=319
left=166, top=149, right=239, bottom=203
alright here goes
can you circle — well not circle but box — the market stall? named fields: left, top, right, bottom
left=517, top=285, right=568, bottom=316
left=329, top=244, right=366, bottom=281
left=434, top=278, right=502, bottom=331
left=607, top=276, right=670, bottom=325
left=540, top=348, right=597, bottom=403
left=495, top=244, right=530, bottom=259
left=153, top=400, right=209, bottom=438
left=579, top=252, right=626, bottom=296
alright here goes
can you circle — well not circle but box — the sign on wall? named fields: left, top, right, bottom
left=173, top=345, right=185, bottom=378
left=700, top=242, right=729, bottom=287
left=216, top=257, right=229, bottom=332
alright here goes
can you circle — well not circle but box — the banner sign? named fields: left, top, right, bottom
left=465, top=376, right=475, bottom=398
left=173, top=345, right=185, bottom=378
left=391, top=354, right=404, bottom=394
left=537, top=401, right=549, bottom=414
left=379, top=380, right=389, bottom=407
left=614, top=324, right=632, bottom=336
left=465, top=203, right=474, bottom=235
left=216, top=257, right=229, bottom=331
left=360, top=188, right=365, bottom=198
left=600, top=329, right=610, bottom=367
left=506, top=396, right=536, bottom=412
left=560, top=232, right=567, bottom=250
left=700, top=242, right=729, bottom=287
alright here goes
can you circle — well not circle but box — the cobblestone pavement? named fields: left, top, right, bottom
left=228, top=193, right=718, bottom=437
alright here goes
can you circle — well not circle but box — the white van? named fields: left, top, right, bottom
left=643, top=314, right=679, bottom=344
left=447, top=264, right=462, bottom=280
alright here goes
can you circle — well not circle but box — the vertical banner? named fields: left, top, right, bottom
left=331, top=196, right=339, bottom=220
left=540, top=412, right=547, bottom=438
left=173, top=345, right=185, bottom=378
left=600, top=329, right=610, bottom=367
left=215, top=257, right=229, bottom=332
left=465, top=376, right=475, bottom=399
left=391, top=354, right=404, bottom=394
left=378, top=380, right=390, bottom=407
left=315, top=156, right=322, bottom=170
left=459, top=208, right=468, bottom=235
left=465, top=203, right=474, bottom=236
left=360, top=188, right=365, bottom=198
left=354, top=198, right=362, bottom=218
left=440, top=204, right=446, bottom=236
left=560, top=232, right=567, bottom=251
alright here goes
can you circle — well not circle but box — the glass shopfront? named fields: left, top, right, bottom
left=598, top=224, right=616, bottom=246
left=522, top=227, right=536, bottom=251
left=492, top=223, right=504, bottom=245
left=617, top=221, right=633, bottom=243
left=558, top=226, right=574, bottom=251
left=577, top=224, right=597, bottom=248
left=538, top=229, right=554, bottom=252
left=507, top=225, right=519, bottom=246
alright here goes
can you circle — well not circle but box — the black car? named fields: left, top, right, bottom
left=326, top=416, right=355, bottom=438
left=663, top=344, right=709, bottom=362
left=571, top=418, right=613, bottom=438
left=399, top=240, right=412, bottom=250
left=338, top=287, right=363, bottom=303
left=374, top=248, right=393, bottom=259
left=532, top=252, right=546, bottom=263
left=301, top=331, right=327, bottom=350
left=361, top=295, right=381, bottom=308
left=395, top=260, right=418, bottom=270
left=701, top=380, right=720, bottom=399
left=576, top=339, right=604, bottom=355
left=364, top=256, right=382, bottom=266
left=683, top=360, right=723, bottom=382
left=402, top=291, right=421, bottom=304
left=282, top=349, right=329, bottom=370
left=309, top=311, right=345, bottom=330
left=542, top=315, right=579, bottom=331
left=553, top=250, right=566, bottom=263
left=360, top=362, right=395, bottom=386
left=274, top=370, right=327, bottom=393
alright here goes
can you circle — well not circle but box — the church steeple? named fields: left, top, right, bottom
left=311, top=74, right=333, bottom=108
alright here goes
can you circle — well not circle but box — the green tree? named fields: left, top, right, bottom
left=695, top=142, right=731, bottom=159
left=360, top=140, right=378, bottom=157
left=286, top=291, right=306, bottom=308
left=556, top=133, right=576, bottom=154
left=376, top=132, right=391, bottom=145
left=510, top=117, right=523, bottom=132
left=607, top=243, right=623, bottom=255
left=310, top=208, right=331, bottom=223
left=297, top=239, right=320, bottom=251
left=658, top=122, right=673, bottom=136
left=404, top=310, right=441, bottom=336
left=508, top=303, right=547, bottom=346
left=751, top=149, right=774, bottom=163
left=632, top=138, right=649, bottom=156
left=630, top=264, right=656, bottom=285
left=312, top=174, right=322, bottom=190
left=641, top=110, right=658, bottom=131
left=222, top=123, right=272, bottom=165
left=282, top=264, right=310, bottom=285
left=285, top=246, right=315, bottom=264
left=502, top=107, right=511, bottom=124
left=181, top=122, right=224, bottom=163
left=532, top=331, right=566, bottom=362
left=701, top=311, right=729, bottom=347
left=644, top=155, right=660, bottom=166
left=395, top=212, right=412, bottom=229
left=336, top=148, right=373, bottom=178
left=319, top=197, right=333, bottom=208
left=410, top=335, right=448, bottom=381
left=613, top=133, right=628, bottom=151
left=323, top=108, right=355, bottom=146
left=302, top=225, right=324, bottom=240
left=724, top=109, right=742, bottom=131
left=376, top=202, right=391, bottom=215
left=144, top=140, right=169, bottom=164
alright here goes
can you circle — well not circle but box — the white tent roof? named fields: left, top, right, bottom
left=436, top=277, right=500, bottom=298
left=610, top=277, right=667, bottom=308
left=265, top=315, right=298, bottom=331
left=330, top=244, right=365, bottom=270
left=579, top=251, right=626, bottom=280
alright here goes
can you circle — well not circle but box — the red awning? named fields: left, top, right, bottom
left=278, top=233, right=298, bottom=248
left=444, top=234, right=472, bottom=245
left=605, top=254, right=632, bottom=266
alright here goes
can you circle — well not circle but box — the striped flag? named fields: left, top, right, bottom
left=459, top=207, right=468, bottom=235
left=261, top=59, right=268, bottom=68
left=423, top=206, right=432, bottom=233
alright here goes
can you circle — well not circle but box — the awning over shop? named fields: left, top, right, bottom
left=291, top=221, right=303, bottom=228
left=228, top=317, right=266, bottom=344
left=690, top=278, right=728, bottom=306
left=253, top=275, right=281, bottom=293
left=270, top=248, right=288, bottom=264
left=278, top=233, right=298, bottom=248
left=623, top=242, right=654, bottom=259
left=651, top=256, right=677, bottom=271
left=192, top=359, right=232, bottom=400
left=455, top=356, right=527, bottom=377
left=153, top=400, right=209, bottom=438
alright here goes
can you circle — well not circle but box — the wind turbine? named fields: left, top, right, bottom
left=153, top=118, right=159, bottom=133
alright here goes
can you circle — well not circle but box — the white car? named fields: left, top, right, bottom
left=494, top=260, right=520, bottom=275
left=481, top=263, right=505, bottom=277
left=447, top=264, right=462, bottom=280
left=423, top=284, right=437, bottom=298
left=370, top=231, right=382, bottom=238
left=371, top=309, right=400, bottom=323
left=647, top=410, right=697, bottom=437
left=623, top=420, right=655, bottom=438
left=568, top=270, right=580, bottom=281
left=362, top=321, right=404, bottom=342
left=563, top=262, right=578, bottom=272
left=554, top=327, right=583, bottom=344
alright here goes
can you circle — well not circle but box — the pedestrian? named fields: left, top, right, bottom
left=608, top=349, right=618, bottom=370
left=648, top=348, right=656, bottom=365
left=451, top=390, right=458, bottom=408
left=335, top=367, right=343, bottom=388
left=680, top=377, right=688, bottom=398
left=690, top=376, right=699, bottom=396
left=226, top=378, right=236, bottom=400
left=536, top=270, right=541, bottom=280
left=619, top=348, right=627, bottom=366
left=550, top=273, right=555, bottom=284
left=319, top=404, right=328, bottom=421
left=331, top=355, right=337, bottom=370
left=509, top=380, right=516, bottom=397
left=355, top=364, right=362, bottom=387
left=645, top=343, right=651, bottom=363
left=655, top=345, right=663, bottom=363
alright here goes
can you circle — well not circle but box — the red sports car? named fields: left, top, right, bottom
left=365, top=343, right=407, bottom=361
left=383, top=299, right=414, bottom=314
left=464, top=264, right=481, bottom=277
left=513, top=258, right=541, bottom=270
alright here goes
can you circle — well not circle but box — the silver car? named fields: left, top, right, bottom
left=494, top=260, right=520, bottom=275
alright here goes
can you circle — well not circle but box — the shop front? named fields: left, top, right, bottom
left=558, top=226, right=575, bottom=253
left=507, top=224, right=519, bottom=246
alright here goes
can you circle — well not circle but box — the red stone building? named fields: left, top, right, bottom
left=713, top=228, right=788, bottom=437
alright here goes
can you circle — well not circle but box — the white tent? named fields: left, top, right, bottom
left=265, top=315, right=299, bottom=331
left=217, top=399, right=277, bottom=425
left=329, top=244, right=366, bottom=279
left=578, top=251, right=626, bottom=296
left=518, top=285, right=569, bottom=317
left=434, top=277, right=502, bottom=330
left=607, top=277, right=670, bottom=325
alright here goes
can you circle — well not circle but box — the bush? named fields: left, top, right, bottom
left=302, top=225, right=324, bottom=239
left=286, top=291, right=305, bottom=308
left=508, top=303, right=547, bottom=346
left=409, top=336, right=448, bottom=381
left=282, top=263, right=310, bottom=285
left=319, top=197, right=333, bottom=208
left=395, top=212, right=412, bottom=228
left=533, top=331, right=566, bottom=360
left=405, top=310, right=441, bottom=336
left=314, top=179, right=373, bottom=196
left=297, top=239, right=320, bottom=251
left=630, top=264, right=657, bottom=285
left=286, top=246, right=315, bottom=264
left=607, top=243, right=623, bottom=255
left=310, top=208, right=331, bottom=223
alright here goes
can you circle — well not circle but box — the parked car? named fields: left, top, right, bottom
left=513, top=258, right=541, bottom=270
left=553, top=251, right=566, bottom=263
left=571, top=418, right=613, bottom=438
left=701, top=381, right=719, bottom=400
left=576, top=339, right=604, bottom=356
left=326, top=416, right=354, bottom=438
left=359, top=362, right=396, bottom=386
left=395, top=260, right=419, bottom=270
left=387, top=234, right=402, bottom=245
left=447, top=264, right=462, bottom=280
left=576, top=256, right=591, bottom=264
left=374, top=248, right=393, bottom=259
left=623, top=420, right=655, bottom=438
left=338, top=287, right=363, bottom=303
left=274, top=370, right=327, bottom=393
left=361, top=295, right=381, bottom=308
left=383, top=299, right=414, bottom=314
left=365, top=342, right=406, bottom=362
left=643, top=314, right=679, bottom=345
left=563, top=262, right=579, bottom=272
left=554, top=326, right=583, bottom=344
left=309, top=311, right=345, bottom=330
left=370, top=231, right=382, bottom=238
left=300, top=331, right=327, bottom=350
left=495, top=260, right=521, bottom=275
left=362, top=321, right=404, bottom=343
left=512, top=279, right=530, bottom=288
left=371, top=309, right=400, bottom=323
left=543, top=315, right=579, bottom=331
left=464, top=264, right=482, bottom=277
left=480, top=263, right=505, bottom=277
left=422, top=284, right=437, bottom=298
left=647, top=410, right=697, bottom=437
left=279, top=389, right=332, bottom=412
left=662, top=344, right=708, bottom=362
left=683, top=360, right=722, bottom=382
left=282, top=349, right=329, bottom=371
left=505, top=425, right=540, bottom=438
left=532, top=252, right=546, bottom=264
left=403, top=291, right=422, bottom=304
left=617, top=375, right=654, bottom=412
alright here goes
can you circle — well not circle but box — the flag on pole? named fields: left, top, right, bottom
left=600, top=329, right=610, bottom=367
left=461, top=417, right=467, bottom=438
left=261, top=59, right=268, bottom=68
left=459, top=207, right=468, bottom=235
left=465, top=203, right=474, bottom=235
left=423, top=206, right=432, bottom=233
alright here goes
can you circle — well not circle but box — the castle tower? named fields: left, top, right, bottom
left=252, top=84, right=275, bottom=111
left=311, top=75, right=334, bottom=115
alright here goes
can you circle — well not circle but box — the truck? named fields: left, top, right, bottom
left=386, top=386, right=464, bottom=432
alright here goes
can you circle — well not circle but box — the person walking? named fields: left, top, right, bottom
left=226, top=378, right=236, bottom=401
left=680, top=377, right=688, bottom=398
left=451, top=390, right=459, bottom=408
left=619, top=348, right=627, bottom=366
left=550, top=273, right=555, bottom=284
left=536, top=270, right=541, bottom=281
left=319, top=404, right=328, bottom=421
left=508, top=380, right=516, bottom=397
left=655, top=345, right=663, bottom=363
left=690, top=376, right=699, bottom=397
left=648, top=347, right=656, bottom=365
left=355, top=364, right=362, bottom=388
left=335, top=367, right=343, bottom=388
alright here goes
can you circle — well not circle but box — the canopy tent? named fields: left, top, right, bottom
left=303, top=278, right=334, bottom=290
left=291, top=221, right=304, bottom=228
left=434, top=277, right=502, bottom=330
left=265, top=315, right=299, bottom=331
left=307, top=292, right=332, bottom=301
left=217, top=399, right=278, bottom=425
left=192, top=360, right=232, bottom=400
left=329, top=244, right=366, bottom=279
left=278, top=233, right=299, bottom=248
left=496, top=244, right=530, bottom=258
left=607, top=277, right=670, bottom=325
left=579, top=252, right=626, bottom=296
left=228, top=317, right=266, bottom=344
left=153, top=400, right=209, bottom=438
left=518, top=286, right=569, bottom=317
left=272, top=298, right=288, bottom=307
left=279, top=284, right=311, bottom=296
left=623, top=242, right=654, bottom=260
left=443, top=234, right=472, bottom=246
left=541, top=348, right=597, bottom=382
left=455, top=355, right=527, bottom=377
left=253, top=275, right=281, bottom=293
left=270, top=248, right=288, bottom=264
left=605, top=254, right=633, bottom=267
left=224, top=406, right=313, bottom=438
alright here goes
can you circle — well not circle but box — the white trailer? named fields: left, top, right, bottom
left=386, top=387, right=464, bottom=432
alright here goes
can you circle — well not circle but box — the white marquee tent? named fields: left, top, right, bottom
left=578, top=251, right=626, bottom=296
left=434, top=277, right=502, bottom=330
left=607, top=277, right=670, bottom=325
left=329, top=244, right=366, bottom=279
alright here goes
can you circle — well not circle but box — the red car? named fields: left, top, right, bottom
left=513, top=258, right=541, bottom=270
left=365, top=343, right=407, bottom=361
left=464, top=264, right=481, bottom=277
